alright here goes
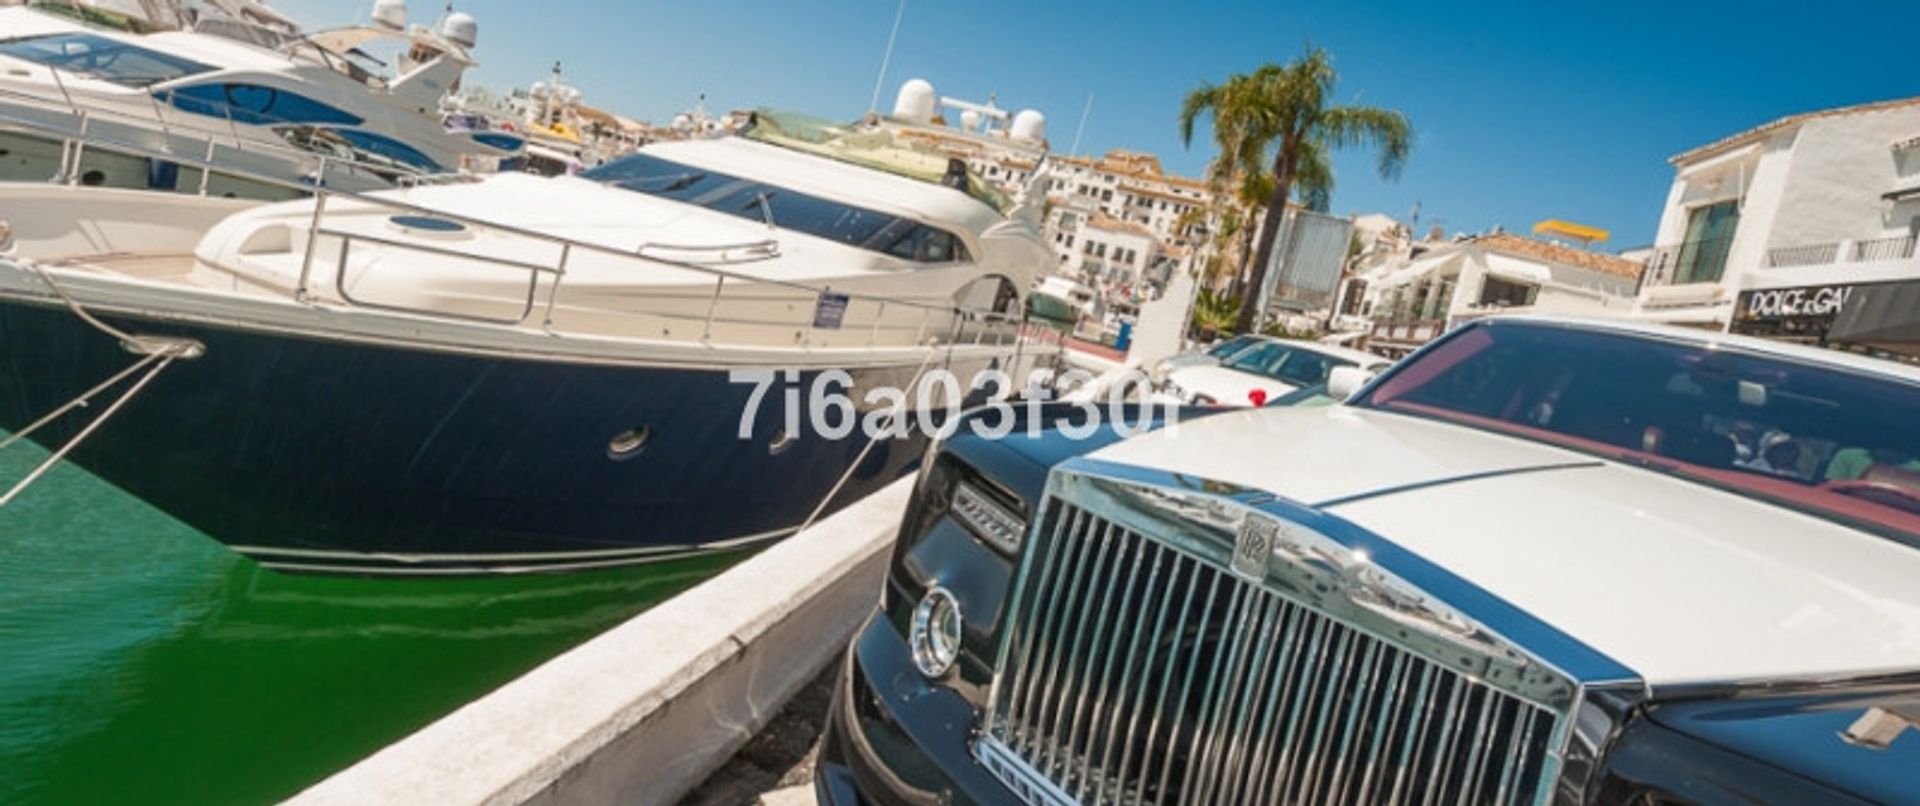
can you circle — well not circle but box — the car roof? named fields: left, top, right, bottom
left=1482, top=315, right=1920, bottom=385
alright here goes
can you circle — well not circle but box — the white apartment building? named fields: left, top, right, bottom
left=877, top=80, right=1226, bottom=302
left=1359, top=233, right=1644, bottom=355
left=996, top=149, right=1218, bottom=297
left=1635, top=96, right=1920, bottom=357
left=1067, top=214, right=1157, bottom=289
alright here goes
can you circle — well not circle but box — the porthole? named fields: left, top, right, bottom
left=387, top=215, right=470, bottom=238
left=607, top=425, right=652, bottom=460
left=768, top=428, right=796, bottom=456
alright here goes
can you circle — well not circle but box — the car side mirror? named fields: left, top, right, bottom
left=1327, top=365, right=1376, bottom=401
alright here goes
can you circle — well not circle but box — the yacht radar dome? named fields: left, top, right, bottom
left=440, top=11, right=478, bottom=50
left=960, top=109, right=982, bottom=132
left=371, top=0, right=407, bottom=31
left=1011, top=109, right=1046, bottom=143
left=892, top=79, right=936, bottom=124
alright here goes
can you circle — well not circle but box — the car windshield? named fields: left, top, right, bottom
left=1354, top=321, right=1920, bottom=544
left=581, top=153, right=971, bottom=263
left=0, top=32, right=213, bottom=88
left=1206, top=334, right=1261, bottom=359
left=1223, top=341, right=1355, bottom=387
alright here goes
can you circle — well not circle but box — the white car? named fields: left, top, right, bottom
left=823, top=315, right=1920, bottom=805
left=1159, top=336, right=1390, bottom=406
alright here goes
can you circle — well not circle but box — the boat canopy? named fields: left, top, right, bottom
left=741, top=109, right=1016, bottom=215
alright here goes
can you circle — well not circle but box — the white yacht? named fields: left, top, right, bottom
left=0, top=1, right=520, bottom=197
left=0, top=106, right=1052, bottom=574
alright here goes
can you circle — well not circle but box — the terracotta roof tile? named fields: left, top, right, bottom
left=1470, top=233, right=1644, bottom=280
left=1086, top=214, right=1155, bottom=237
left=1054, top=150, right=1212, bottom=191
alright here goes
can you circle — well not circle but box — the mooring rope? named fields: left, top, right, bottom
left=22, top=260, right=198, bottom=356
left=0, top=261, right=202, bottom=507
left=796, top=336, right=948, bottom=534
left=0, top=348, right=181, bottom=507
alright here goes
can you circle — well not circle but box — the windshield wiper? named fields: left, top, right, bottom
left=743, top=190, right=777, bottom=230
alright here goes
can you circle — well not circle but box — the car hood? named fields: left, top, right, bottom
left=1087, top=405, right=1920, bottom=685
left=1167, top=365, right=1297, bottom=406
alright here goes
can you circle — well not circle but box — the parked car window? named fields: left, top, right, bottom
left=1224, top=342, right=1356, bottom=385
left=1357, top=321, right=1920, bottom=543
left=0, top=32, right=213, bottom=87
left=1206, top=334, right=1261, bottom=359
left=1222, top=341, right=1289, bottom=373
left=1274, top=350, right=1341, bottom=387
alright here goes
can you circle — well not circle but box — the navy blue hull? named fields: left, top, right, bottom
left=0, top=299, right=948, bottom=574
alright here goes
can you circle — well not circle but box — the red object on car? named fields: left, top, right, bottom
left=1247, top=389, right=1268, bottom=406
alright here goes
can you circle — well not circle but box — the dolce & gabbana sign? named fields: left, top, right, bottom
left=1738, top=284, right=1856, bottom=322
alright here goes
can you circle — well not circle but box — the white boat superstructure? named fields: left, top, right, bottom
left=0, top=4, right=518, bottom=196
left=13, top=125, right=1048, bottom=350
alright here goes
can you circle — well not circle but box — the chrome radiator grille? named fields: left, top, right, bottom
left=981, top=499, right=1563, bottom=805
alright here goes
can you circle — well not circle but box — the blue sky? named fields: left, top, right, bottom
left=280, top=0, right=1914, bottom=247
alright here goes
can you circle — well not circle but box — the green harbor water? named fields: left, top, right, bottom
left=0, top=432, right=748, bottom=804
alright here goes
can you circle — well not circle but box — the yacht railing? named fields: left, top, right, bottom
left=0, top=81, right=402, bottom=190
left=0, top=102, right=1027, bottom=350
left=396, top=172, right=486, bottom=188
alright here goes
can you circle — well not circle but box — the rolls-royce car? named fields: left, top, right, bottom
left=817, top=316, right=1920, bottom=805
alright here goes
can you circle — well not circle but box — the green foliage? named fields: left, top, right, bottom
left=1190, top=288, right=1241, bottom=337
left=1180, top=46, right=1414, bottom=331
left=1260, top=321, right=1318, bottom=339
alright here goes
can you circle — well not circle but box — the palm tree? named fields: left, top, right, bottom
left=1180, top=48, right=1411, bottom=333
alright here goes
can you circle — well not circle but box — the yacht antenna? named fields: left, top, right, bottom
left=866, top=0, right=907, bottom=114
left=1068, top=93, right=1094, bottom=159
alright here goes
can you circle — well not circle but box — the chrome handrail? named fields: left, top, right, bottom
left=0, top=101, right=1027, bottom=346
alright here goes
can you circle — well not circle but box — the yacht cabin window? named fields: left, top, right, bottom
left=582, top=154, right=973, bottom=264
left=160, top=82, right=365, bottom=127
left=0, top=32, right=214, bottom=88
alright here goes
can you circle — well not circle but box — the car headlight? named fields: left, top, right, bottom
left=909, top=586, right=963, bottom=677
left=951, top=479, right=1025, bottom=553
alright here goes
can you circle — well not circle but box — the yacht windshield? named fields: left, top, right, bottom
left=1354, top=321, right=1920, bottom=545
left=582, top=153, right=972, bottom=263
left=0, top=32, right=213, bottom=88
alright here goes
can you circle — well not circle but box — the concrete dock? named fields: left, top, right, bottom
left=288, top=477, right=913, bottom=806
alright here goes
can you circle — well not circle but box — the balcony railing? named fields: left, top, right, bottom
left=1765, top=243, right=1841, bottom=268
left=1369, top=317, right=1448, bottom=344
left=1638, top=236, right=1735, bottom=291
left=1854, top=234, right=1918, bottom=263
left=1763, top=236, right=1918, bottom=269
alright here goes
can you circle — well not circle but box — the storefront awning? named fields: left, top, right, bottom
left=1482, top=253, right=1553, bottom=285
left=1830, top=280, right=1920, bottom=347
left=1377, top=251, right=1462, bottom=287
